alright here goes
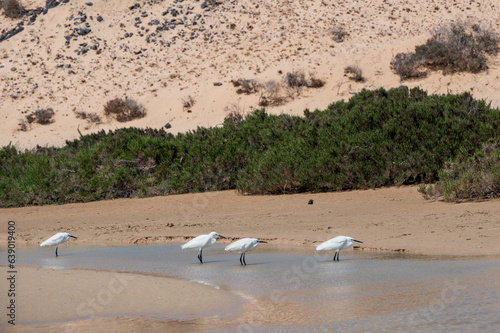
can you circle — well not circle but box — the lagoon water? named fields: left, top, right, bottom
left=10, top=244, right=500, bottom=332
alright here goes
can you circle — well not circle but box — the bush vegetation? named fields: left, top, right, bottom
left=1, top=0, right=25, bottom=19
left=26, top=108, right=55, bottom=125
left=104, top=98, right=146, bottom=122
left=1, top=86, right=499, bottom=207
left=232, top=79, right=259, bottom=95
left=344, top=66, right=365, bottom=82
left=330, top=26, right=347, bottom=42
left=283, top=71, right=325, bottom=99
left=391, top=21, right=499, bottom=80
left=232, top=72, right=325, bottom=106
left=418, top=142, right=500, bottom=202
left=257, top=80, right=283, bottom=107
left=20, top=109, right=56, bottom=130
left=74, top=110, right=101, bottom=124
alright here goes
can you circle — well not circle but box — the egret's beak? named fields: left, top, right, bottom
left=353, top=239, right=363, bottom=243
left=257, top=240, right=267, bottom=243
left=70, top=235, right=78, bottom=239
left=216, top=234, right=225, bottom=238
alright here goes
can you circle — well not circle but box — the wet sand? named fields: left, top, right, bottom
left=2, top=186, right=500, bottom=255
left=1, top=265, right=237, bottom=332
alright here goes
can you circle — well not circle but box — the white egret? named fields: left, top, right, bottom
left=40, top=232, right=78, bottom=257
left=316, top=235, right=362, bottom=261
left=225, top=238, right=267, bottom=265
left=181, top=231, right=225, bottom=263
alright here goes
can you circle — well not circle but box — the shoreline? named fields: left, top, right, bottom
left=11, top=238, right=500, bottom=258
left=2, top=186, right=499, bottom=256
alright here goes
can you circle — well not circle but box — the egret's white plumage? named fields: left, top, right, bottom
left=316, top=235, right=362, bottom=261
left=181, top=231, right=225, bottom=263
left=40, top=232, right=77, bottom=257
left=225, top=238, right=267, bottom=265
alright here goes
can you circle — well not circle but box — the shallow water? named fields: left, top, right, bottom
left=8, top=244, right=500, bottom=332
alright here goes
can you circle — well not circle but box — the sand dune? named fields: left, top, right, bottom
left=1, top=0, right=499, bottom=149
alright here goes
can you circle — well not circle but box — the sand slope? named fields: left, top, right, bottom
left=1, top=0, right=499, bottom=149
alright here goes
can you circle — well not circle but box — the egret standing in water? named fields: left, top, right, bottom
left=316, top=235, right=362, bottom=261
left=181, top=231, right=225, bottom=263
left=40, top=232, right=78, bottom=257
left=225, top=238, right=267, bottom=265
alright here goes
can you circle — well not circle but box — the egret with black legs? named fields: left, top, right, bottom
left=40, top=232, right=78, bottom=257
left=181, top=231, right=225, bottom=263
left=316, top=236, right=362, bottom=261
left=225, top=238, right=267, bottom=265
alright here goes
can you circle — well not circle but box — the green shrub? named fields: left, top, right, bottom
left=419, top=142, right=500, bottom=202
left=1, top=87, right=499, bottom=207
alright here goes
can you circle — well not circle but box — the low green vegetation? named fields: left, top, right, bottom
left=419, top=142, right=500, bottom=202
left=1, top=86, right=499, bottom=207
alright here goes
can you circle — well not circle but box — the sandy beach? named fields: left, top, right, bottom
left=3, top=185, right=500, bottom=255
left=1, top=186, right=499, bottom=331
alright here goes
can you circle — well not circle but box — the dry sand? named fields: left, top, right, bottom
left=1, top=0, right=500, bottom=149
